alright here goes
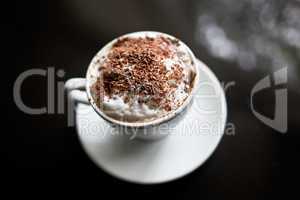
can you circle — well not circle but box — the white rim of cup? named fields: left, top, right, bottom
left=85, top=31, right=199, bottom=128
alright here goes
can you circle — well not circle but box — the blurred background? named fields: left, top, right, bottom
left=13, top=0, right=299, bottom=198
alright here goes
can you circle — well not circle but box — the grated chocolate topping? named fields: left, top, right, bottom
left=92, top=36, right=187, bottom=111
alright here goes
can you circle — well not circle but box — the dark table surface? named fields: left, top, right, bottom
left=12, top=0, right=299, bottom=198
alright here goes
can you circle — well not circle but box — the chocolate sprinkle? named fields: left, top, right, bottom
left=92, top=36, right=186, bottom=111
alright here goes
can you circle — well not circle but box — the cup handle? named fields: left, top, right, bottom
left=65, top=78, right=89, bottom=104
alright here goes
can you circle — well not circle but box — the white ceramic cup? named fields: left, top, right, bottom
left=65, top=31, right=199, bottom=140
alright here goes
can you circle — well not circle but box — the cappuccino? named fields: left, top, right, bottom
left=90, top=33, right=196, bottom=122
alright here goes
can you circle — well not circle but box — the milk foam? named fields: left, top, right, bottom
left=90, top=33, right=196, bottom=122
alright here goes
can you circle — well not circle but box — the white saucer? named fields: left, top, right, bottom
left=75, top=59, right=227, bottom=184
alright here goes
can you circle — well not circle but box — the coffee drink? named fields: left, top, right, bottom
left=90, top=33, right=196, bottom=122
